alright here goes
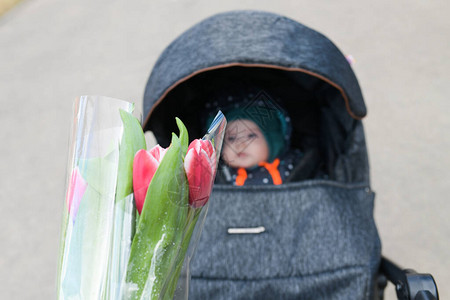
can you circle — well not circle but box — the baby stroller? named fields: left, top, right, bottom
left=142, top=10, right=438, bottom=300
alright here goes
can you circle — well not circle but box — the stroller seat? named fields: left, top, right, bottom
left=189, top=182, right=380, bottom=299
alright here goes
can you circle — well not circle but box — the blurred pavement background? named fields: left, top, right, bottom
left=0, top=0, right=448, bottom=299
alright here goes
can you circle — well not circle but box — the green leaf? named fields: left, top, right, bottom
left=106, top=109, right=146, bottom=298
left=116, top=109, right=147, bottom=201
left=78, top=151, right=118, bottom=196
left=123, top=133, right=189, bottom=300
left=176, top=117, right=189, bottom=156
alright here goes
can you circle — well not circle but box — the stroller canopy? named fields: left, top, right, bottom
left=143, top=10, right=369, bottom=184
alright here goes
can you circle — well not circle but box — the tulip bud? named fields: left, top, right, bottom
left=133, top=145, right=167, bottom=214
left=184, top=139, right=216, bottom=208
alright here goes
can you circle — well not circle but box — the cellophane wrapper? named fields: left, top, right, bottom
left=57, top=95, right=226, bottom=300
left=57, top=96, right=136, bottom=299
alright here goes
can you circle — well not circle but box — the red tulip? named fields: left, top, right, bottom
left=133, top=145, right=167, bottom=214
left=184, top=139, right=216, bottom=208
left=66, top=167, right=87, bottom=220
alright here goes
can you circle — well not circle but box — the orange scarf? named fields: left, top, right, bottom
left=235, top=158, right=282, bottom=186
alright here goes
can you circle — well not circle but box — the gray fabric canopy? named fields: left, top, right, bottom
left=143, top=10, right=366, bottom=136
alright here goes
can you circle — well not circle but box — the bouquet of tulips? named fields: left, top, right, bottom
left=57, top=96, right=226, bottom=300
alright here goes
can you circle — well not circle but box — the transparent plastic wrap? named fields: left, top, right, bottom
left=57, top=95, right=226, bottom=300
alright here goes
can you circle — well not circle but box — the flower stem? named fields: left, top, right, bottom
left=163, top=208, right=201, bottom=299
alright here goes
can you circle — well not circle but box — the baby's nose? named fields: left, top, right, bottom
left=233, top=137, right=252, bottom=151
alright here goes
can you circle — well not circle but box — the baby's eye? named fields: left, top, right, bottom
left=227, top=136, right=236, bottom=143
left=248, top=133, right=257, bottom=139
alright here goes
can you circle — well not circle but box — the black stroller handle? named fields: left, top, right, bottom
left=380, top=257, right=439, bottom=300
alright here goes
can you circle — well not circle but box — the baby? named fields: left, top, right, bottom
left=217, top=104, right=302, bottom=186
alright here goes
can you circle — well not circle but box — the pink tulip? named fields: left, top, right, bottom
left=184, top=139, right=216, bottom=208
left=133, top=145, right=167, bottom=214
left=66, top=167, right=87, bottom=220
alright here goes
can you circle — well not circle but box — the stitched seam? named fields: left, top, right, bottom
left=143, top=63, right=362, bottom=129
left=191, top=264, right=367, bottom=282
left=212, top=179, right=370, bottom=193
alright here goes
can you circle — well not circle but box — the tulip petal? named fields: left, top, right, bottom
left=148, top=144, right=167, bottom=162
left=188, top=139, right=201, bottom=154
left=190, top=139, right=214, bottom=158
left=203, top=140, right=215, bottom=158
left=184, top=142, right=215, bottom=208
left=66, top=167, right=88, bottom=220
left=133, top=148, right=160, bottom=214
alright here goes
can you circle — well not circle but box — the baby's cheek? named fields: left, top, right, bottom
left=221, top=146, right=233, bottom=162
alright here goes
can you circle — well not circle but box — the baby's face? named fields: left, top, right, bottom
left=222, top=119, right=269, bottom=168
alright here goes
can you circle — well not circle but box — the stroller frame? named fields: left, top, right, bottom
left=378, top=257, right=438, bottom=300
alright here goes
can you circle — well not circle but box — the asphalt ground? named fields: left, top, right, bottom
left=0, top=1, right=448, bottom=299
